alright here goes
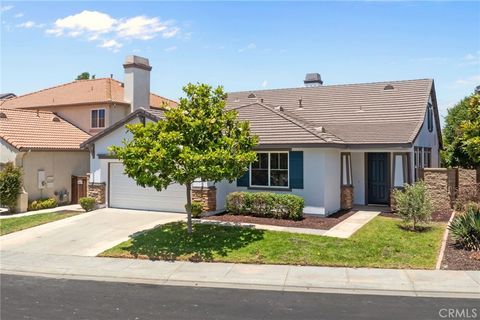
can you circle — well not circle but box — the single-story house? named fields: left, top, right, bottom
left=81, top=74, right=441, bottom=216
left=0, top=108, right=90, bottom=211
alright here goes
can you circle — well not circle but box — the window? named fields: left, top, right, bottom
left=423, top=147, right=431, bottom=168
left=427, top=103, right=433, bottom=133
left=250, top=152, right=289, bottom=188
left=341, top=153, right=352, bottom=186
left=393, top=153, right=409, bottom=187
left=91, top=109, right=105, bottom=128
left=414, top=147, right=432, bottom=181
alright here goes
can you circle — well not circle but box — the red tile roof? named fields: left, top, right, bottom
left=0, top=108, right=90, bottom=151
left=0, top=78, right=177, bottom=110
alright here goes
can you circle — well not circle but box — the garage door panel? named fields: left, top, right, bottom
left=109, top=163, right=186, bottom=212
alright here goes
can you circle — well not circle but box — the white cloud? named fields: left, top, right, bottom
left=238, top=43, right=256, bottom=52
left=454, top=75, right=480, bottom=86
left=16, top=21, right=45, bottom=29
left=99, top=39, right=122, bottom=52
left=44, top=10, right=180, bottom=51
left=14, top=13, right=24, bottom=18
left=459, top=52, right=480, bottom=66
left=261, top=80, right=268, bottom=88
left=164, top=46, right=177, bottom=52
left=0, top=5, right=13, bottom=12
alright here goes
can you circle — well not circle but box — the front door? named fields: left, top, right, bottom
left=367, top=153, right=389, bottom=204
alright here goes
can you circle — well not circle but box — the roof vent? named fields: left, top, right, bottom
left=0, top=112, right=6, bottom=119
left=234, top=98, right=240, bottom=103
left=384, top=84, right=394, bottom=90
left=304, top=73, right=323, bottom=87
left=298, top=98, right=303, bottom=109
left=248, top=93, right=256, bottom=99
left=315, top=126, right=326, bottom=133
left=274, top=106, right=284, bottom=112
left=52, top=116, right=61, bottom=122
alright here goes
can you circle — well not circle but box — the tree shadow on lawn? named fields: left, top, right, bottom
left=125, top=222, right=265, bottom=262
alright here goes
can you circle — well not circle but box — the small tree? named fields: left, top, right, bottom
left=393, top=181, right=433, bottom=231
left=75, top=72, right=95, bottom=80
left=0, top=162, right=23, bottom=212
left=111, top=83, right=258, bottom=234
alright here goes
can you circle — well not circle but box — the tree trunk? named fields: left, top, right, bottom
left=186, top=182, right=193, bottom=235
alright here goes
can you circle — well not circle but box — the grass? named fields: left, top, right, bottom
left=0, top=210, right=81, bottom=236
left=100, top=216, right=446, bottom=269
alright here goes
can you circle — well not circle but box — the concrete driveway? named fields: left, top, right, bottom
left=0, top=208, right=184, bottom=256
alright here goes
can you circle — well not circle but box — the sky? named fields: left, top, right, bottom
left=1, top=1, right=479, bottom=125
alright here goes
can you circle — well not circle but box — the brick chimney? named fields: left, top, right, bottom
left=123, top=55, right=152, bottom=113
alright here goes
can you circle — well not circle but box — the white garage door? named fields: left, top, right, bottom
left=109, top=163, right=186, bottom=212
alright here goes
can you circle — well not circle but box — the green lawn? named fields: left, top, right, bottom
left=0, top=211, right=82, bottom=236
left=100, top=216, right=445, bottom=269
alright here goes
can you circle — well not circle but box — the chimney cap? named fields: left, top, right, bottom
left=304, top=73, right=323, bottom=86
left=123, top=55, right=152, bottom=71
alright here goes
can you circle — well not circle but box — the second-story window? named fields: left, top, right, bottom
left=91, top=109, right=105, bottom=128
left=427, top=103, right=433, bottom=132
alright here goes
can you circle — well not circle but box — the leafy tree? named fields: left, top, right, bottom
left=392, top=181, right=432, bottom=231
left=75, top=72, right=95, bottom=80
left=442, top=93, right=480, bottom=168
left=0, top=162, right=23, bottom=212
left=111, top=83, right=258, bottom=234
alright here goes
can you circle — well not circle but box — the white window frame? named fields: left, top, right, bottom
left=341, top=152, right=353, bottom=186
left=249, top=151, right=289, bottom=189
left=91, top=108, right=106, bottom=129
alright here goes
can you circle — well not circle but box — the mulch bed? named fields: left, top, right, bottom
left=203, top=209, right=356, bottom=230
left=379, top=210, right=453, bottom=223
left=441, top=233, right=480, bottom=270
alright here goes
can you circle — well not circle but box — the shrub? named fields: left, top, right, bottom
left=449, top=203, right=480, bottom=251
left=454, top=183, right=480, bottom=211
left=0, top=162, right=23, bottom=212
left=189, top=201, right=203, bottom=218
left=79, top=197, right=96, bottom=212
left=28, top=198, right=58, bottom=211
left=226, top=192, right=304, bottom=220
left=392, top=181, right=433, bottom=231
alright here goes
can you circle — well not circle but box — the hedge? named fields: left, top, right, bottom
left=226, top=192, right=304, bottom=220
left=28, top=198, right=58, bottom=211
left=79, top=197, right=96, bottom=212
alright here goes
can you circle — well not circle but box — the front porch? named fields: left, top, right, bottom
left=340, top=151, right=412, bottom=209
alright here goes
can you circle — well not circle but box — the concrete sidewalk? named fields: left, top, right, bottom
left=1, top=250, right=478, bottom=299
left=0, top=204, right=83, bottom=219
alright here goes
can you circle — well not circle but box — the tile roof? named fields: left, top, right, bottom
left=235, top=103, right=344, bottom=146
left=227, top=79, right=438, bottom=146
left=0, top=108, right=90, bottom=151
left=0, top=78, right=177, bottom=110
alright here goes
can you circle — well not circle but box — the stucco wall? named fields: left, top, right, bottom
left=21, top=151, right=89, bottom=202
left=0, top=139, right=17, bottom=164
left=216, top=148, right=334, bottom=216
left=39, top=104, right=129, bottom=136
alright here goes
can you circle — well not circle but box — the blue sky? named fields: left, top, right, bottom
left=1, top=1, right=479, bottom=124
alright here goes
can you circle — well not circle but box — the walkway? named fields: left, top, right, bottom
left=0, top=204, right=84, bottom=219
left=1, top=251, right=478, bottom=299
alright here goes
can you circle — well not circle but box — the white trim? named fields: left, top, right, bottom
left=91, top=108, right=106, bottom=129
left=249, top=151, right=290, bottom=189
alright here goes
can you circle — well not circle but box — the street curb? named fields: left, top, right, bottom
left=2, top=268, right=479, bottom=299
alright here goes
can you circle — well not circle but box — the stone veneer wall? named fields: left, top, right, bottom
left=192, top=186, right=216, bottom=212
left=87, top=183, right=106, bottom=204
left=458, top=169, right=478, bottom=193
left=422, top=168, right=457, bottom=212
left=340, top=186, right=353, bottom=210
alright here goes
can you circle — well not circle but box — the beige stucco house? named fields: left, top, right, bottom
left=0, top=108, right=91, bottom=212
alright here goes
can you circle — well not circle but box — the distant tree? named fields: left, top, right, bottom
left=111, top=83, right=258, bottom=234
left=75, top=72, right=95, bottom=80
left=442, top=92, right=480, bottom=168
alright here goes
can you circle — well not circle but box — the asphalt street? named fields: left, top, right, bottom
left=1, top=274, right=478, bottom=320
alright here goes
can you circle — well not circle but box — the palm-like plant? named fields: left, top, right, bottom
left=449, top=203, right=480, bottom=251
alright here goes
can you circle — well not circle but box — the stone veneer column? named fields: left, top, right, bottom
left=340, top=185, right=353, bottom=210
left=87, top=183, right=106, bottom=204
left=192, top=186, right=217, bottom=212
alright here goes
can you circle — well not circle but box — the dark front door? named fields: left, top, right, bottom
left=367, top=153, right=389, bottom=204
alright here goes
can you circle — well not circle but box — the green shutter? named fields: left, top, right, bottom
left=237, top=170, right=249, bottom=187
left=289, top=151, right=304, bottom=189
